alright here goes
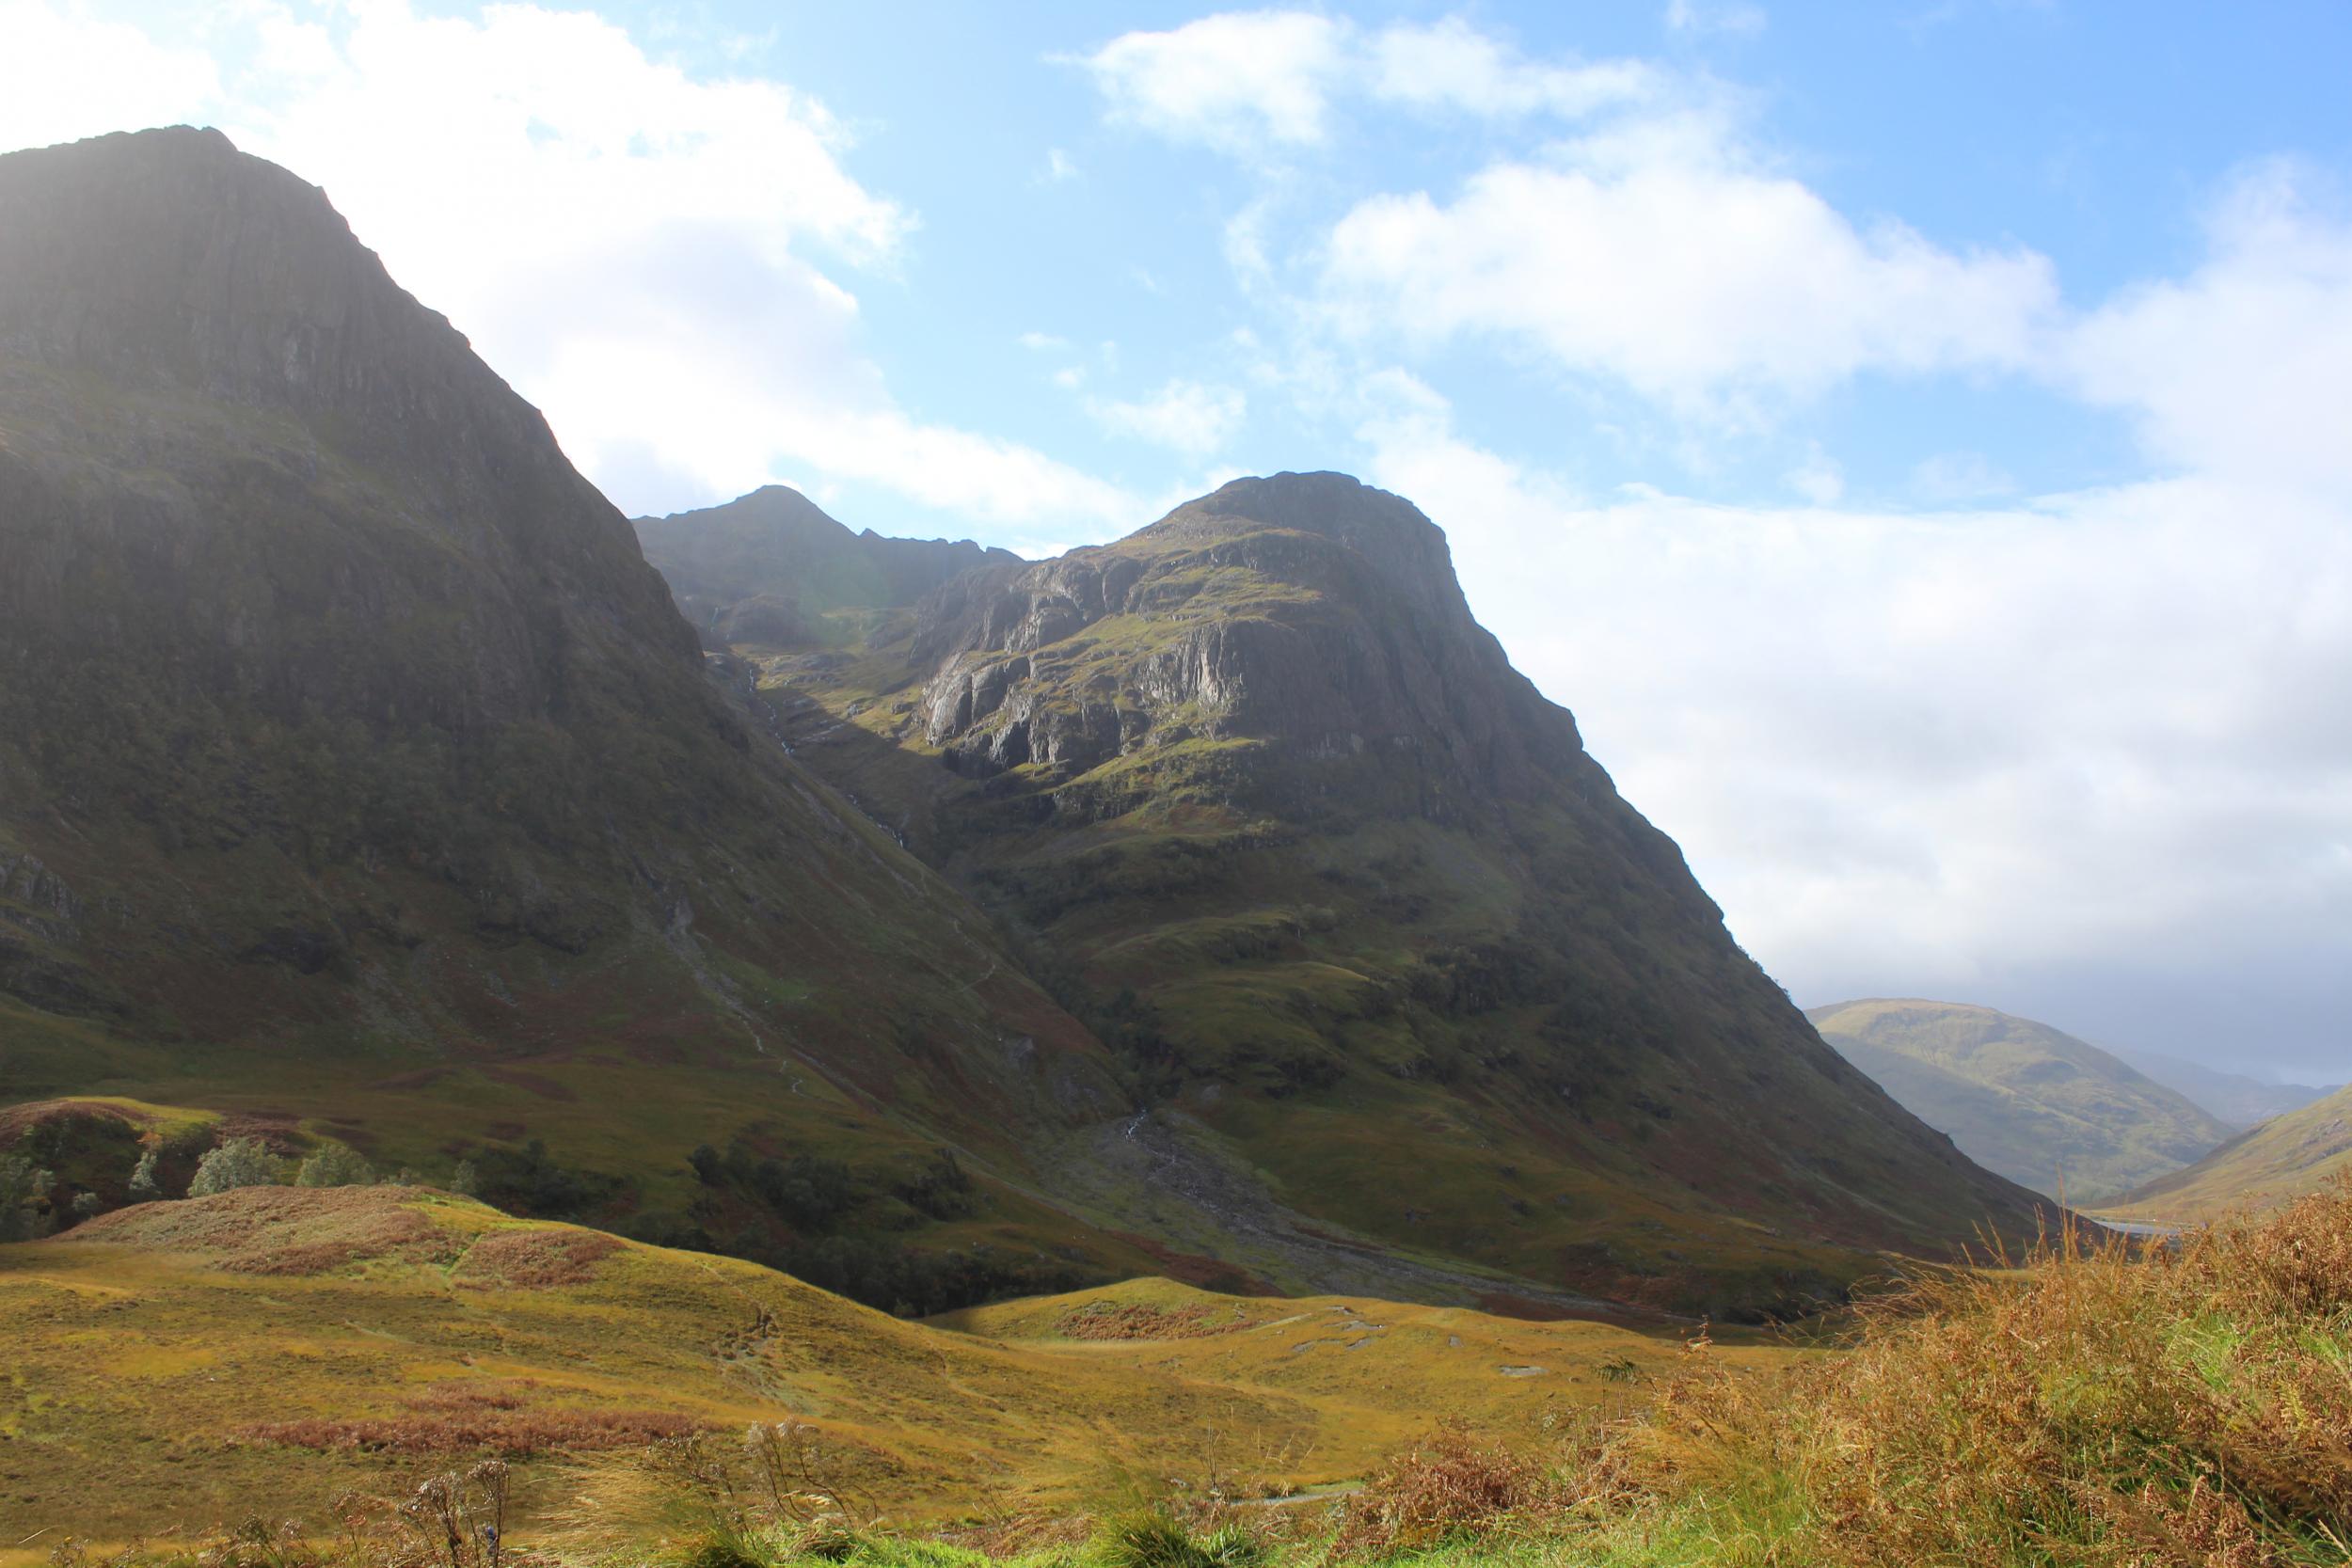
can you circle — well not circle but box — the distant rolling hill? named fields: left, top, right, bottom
left=2105, top=1082, right=2352, bottom=1220
left=1806, top=1000, right=2232, bottom=1205
left=2111, top=1049, right=2341, bottom=1130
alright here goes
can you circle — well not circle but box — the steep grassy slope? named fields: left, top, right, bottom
left=2105, top=1081, right=2352, bottom=1219
left=0, top=128, right=1172, bottom=1303
left=2113, top=1048, right=2340, bottom=1129
left=0, top=1185, right=1790, bottom=1544
left=636, top=486, right=1019, bottom=651
left=1806, top=1000, right=2231, bottom=1203
left=729, top=474, right=2044, bottom=1316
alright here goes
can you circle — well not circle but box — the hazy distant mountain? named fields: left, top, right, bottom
left=1807, top=1000, right=2233, bottom=1204
left=2109, top=1083, right=2352, bottom=1220
left=635, top=485, right=1019, bottom=650
left=2110, top=1049, right=2341, bottom=1130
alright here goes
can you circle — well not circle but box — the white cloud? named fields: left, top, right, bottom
left=1785, top=442, right=1844, bottom=503
left=1040, top=146, right=1078, bottom=182
left=1664, top=0, right=1769, bottom=39
left=0, top=0, right=1136, bottom=529
left=1073, top=10, right=1349, bottom=154
left=1367, top=18, right=1660, bottom=120
left=1092, top=379, right=1248, bottom=455
left=2063, top=160, right=2352, bottom=492
left=1321, top=148, right=2059, bottom=415
left=1074, top=11, right=1658, bottom=157
left=1912, top=451, right=2015, bottom=501
left=0, top=0, right=218, bottom=150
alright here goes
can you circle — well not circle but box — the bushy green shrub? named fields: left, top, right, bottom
left=127, top=1148, right=162, bottom=1200
left=294, top=1140, right=375, bottom=1187
left=187, top=1136, right=279, bottom=1196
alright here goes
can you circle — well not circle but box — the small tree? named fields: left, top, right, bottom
left=0, top=1153, right=53, bottom=1241
left=295, top=1141, right=375, bottom=1188
left=450, top=1159, right=481, bottom=1198
left=187, top=1136, right=279, bottom=1196
left=70, top=1191, right=103, bottom=1224
left=128, top=1148, right=163, bottom=1200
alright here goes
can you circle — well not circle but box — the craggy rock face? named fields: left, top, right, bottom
left=905, top=472, right=1586, bottom=816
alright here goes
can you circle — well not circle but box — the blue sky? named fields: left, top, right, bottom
left=5, top=1, right=2349, bottom=1076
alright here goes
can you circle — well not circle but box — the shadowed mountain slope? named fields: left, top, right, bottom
left=0, top=128, right=1173, bottom=1305
left=2106, top=1082, right=2352, bottom=1220
left=635, top=484, right=1019, bottom=650
left=1807, top=1000, right=2231, bottom=1204
left=730, top=472, right=2046, bottom=1316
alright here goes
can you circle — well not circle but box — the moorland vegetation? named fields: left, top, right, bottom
left=10, top=1180, right=2349, bottom=1567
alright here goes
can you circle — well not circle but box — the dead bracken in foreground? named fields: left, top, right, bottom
left=28, top=1182, right=2352, bottom=1567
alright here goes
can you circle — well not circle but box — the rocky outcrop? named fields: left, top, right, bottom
left=904, top=473, right=1587, bottom=812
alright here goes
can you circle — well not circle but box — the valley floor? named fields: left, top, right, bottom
left=8, top=1182, right=2349, bottom=1567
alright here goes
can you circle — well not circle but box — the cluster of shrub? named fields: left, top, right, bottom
left=0, top=1122, right=480, bottom=1241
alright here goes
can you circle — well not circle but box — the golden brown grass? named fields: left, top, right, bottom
left=1, top=1185, right=1740, bottom=1554
left=1330, top=1183, right=2352, bottom=1565
left=24, top=1185, right=2350, bottom=1566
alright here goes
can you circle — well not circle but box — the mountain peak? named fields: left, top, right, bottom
left=633, top=487, right=1020, bottom=650
left=4, top=127, right=434, bottom=398
left=1140, top=471, right=1471, bottom=627
left=888, top=473, right=1557, bottom=800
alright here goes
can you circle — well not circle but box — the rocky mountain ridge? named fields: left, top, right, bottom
left=721, top=477, right=2049, bottom=1314
left=906, top=473, right=1586, bottom=813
